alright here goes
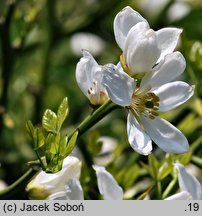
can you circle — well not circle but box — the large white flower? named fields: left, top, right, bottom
left=48, top=165, right=123, bottom=200
left=76, top=50, right=108, bottom=105
left=165, top=163, right=202, bottom=200
left=114, top=6, right=182, bottom=75
left=26, top=156, right=81, bottom=199
left=102, top=52, right=194, bottom=155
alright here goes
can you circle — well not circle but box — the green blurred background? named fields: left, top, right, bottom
left=0, top=0, right=202, bottom=199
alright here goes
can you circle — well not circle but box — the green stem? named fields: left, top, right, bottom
left=191, top=156, right=202, bottom=169
left=35, top=150, right=46, bottom=171
left=162, top=177, right=178, bottom=199
left=156, top=180, right=162, bottom=199
left=190, top=135, right=202, bottom=152
left=69, top=100, right=120, bottom=138
left=0, top=168, right=37, bottom=199
left=0, top=100, right=119, bottom=199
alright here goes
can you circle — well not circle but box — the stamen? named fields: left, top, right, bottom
left=87, top=81, right=108, bottom=105
left=130, top=91, right=160, bottom=119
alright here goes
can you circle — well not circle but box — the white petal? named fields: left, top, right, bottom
left=102, top=64, right=136, bottom=106
left=127, top=112, right=152, bottom=155
left=140, top=52, right=186, bottom=90
left=157, top=28, right=182, bottom=61
left=165, top=191, right=191, bottom=200
left=65, top=179, right=84, bottom=200
left=30, top=156, right=81, bottom=194
left=175, top=163, right=202, bottom=199
left=48, top=191, right=67, bottom=200
left=124, top=22, right=161, bottom=74
left=142, top=117, right=189, bottom=153
left=153, top=81, right=194, bottom=112
left=114, top=6, right=148, bottom=50
left=75, top=50, right=100, bottom=98
left=93, top=165, right=123, bottom=200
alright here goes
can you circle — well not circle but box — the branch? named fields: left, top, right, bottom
left=0, top=168, right=37, bottom=199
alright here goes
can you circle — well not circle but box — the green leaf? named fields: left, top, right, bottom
left=45, top=133, right=54, bottom=149
left=42, top=109, right=57, bottom=133
left=45, top=133, right=60, bottom=154
left=45, top=157, right=63, bottom=173
left=33, top=128, right=45, bottom=150
left=158, top=154, right=173, bottom=180
left=57, top=97, right=69, bottom=132
left=158, top=163, right=173, bottom=180
left=59, top=136, right=68, bottom=157
left=26, top=120, right=35, bottom=139
left=179, top=152, right=193, bottom=165
left=65, top=130, right=78, bottom=156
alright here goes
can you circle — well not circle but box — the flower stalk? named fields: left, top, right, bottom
left=0, top=168, right=37, bottom=199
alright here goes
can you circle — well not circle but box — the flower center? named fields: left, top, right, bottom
left=130, top=92, right=160, bottom=119
left=87, top=81, right=108, bottom=105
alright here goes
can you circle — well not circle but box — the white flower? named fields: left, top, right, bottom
left=0, top=180, right=7, bottom=191
left=167, top=2, right=191, bottom=23
left=70, top=32, right=106, bottom=57
left=49, top=165, right=123, bottom=200
left=76, top=50, right=108, bottom=105
left=165, top=163, right=202, bottom=200
left=26, top=156, right=81, bottom=199
left=102, top=52, right=194, bottom=155
left=139, top=0, right=169, bottom=18
left=114, top=6, right=182, bottom=75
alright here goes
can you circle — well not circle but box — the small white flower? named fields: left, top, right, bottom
left=95, top=136, right=118, bottom=166
left=76, top=50, right=108, bottom=105
left=0, top=180, right=7, bottom=191
left=26, top=156, right=81, bottom=199
left=165, top=163, right=202, bottom=200
left=70, top=32, right=106, bottom=57
left=102, top=53, right=194, bottom=155
left=167, top=2, right=191, bottom=23
left=114, top=6, right=182, bottom=75
left=49, top=165, right=123, bottom=200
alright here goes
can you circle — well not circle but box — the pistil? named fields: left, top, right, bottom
left=130, top=91, right=160, bottom=119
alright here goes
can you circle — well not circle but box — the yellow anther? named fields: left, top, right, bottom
left=130, top=91, right=160, bottom=120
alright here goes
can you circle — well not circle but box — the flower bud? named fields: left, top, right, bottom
left=26, top=156, right=81, bottom=199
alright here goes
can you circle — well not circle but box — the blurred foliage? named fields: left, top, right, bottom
left=0, top=0, right=202, bottom=199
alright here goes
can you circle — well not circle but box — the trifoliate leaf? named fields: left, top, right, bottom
left=42, top=109, right=57, bottom=133
left=57, top=97, right=69, bottom=132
